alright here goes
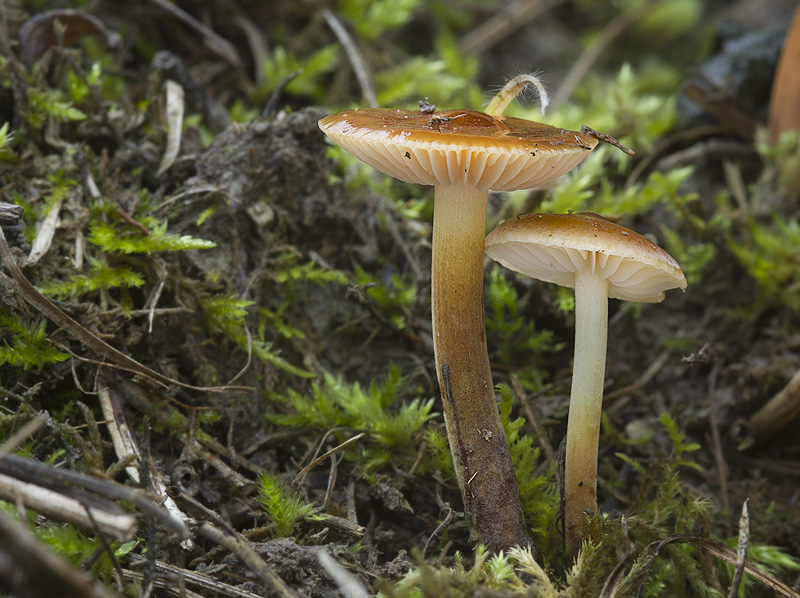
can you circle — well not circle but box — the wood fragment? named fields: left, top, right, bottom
left=0, top=453, right=188, bottom=539
left=317, top=550, right=371, bottom=598
left=26, top=195, right=63, bottom=266
left=682, top=78, right=759, bottom=141
left=142, top=451, right=194, bottom=549
left=156, top=80, right=185, bottom=177
left=98, top=380, right=142, bottom=483
left=0, top=472, right=136, bottom=540
left=707, top=361, right=731, bottom=529
left=727, top=500, right=750, bottom=598
left=554, top=1, right=654, bottom=107
left=459, top=0, right=562, bottom=56
left=121, top=569, right=206, bottom=598
left=292, top=433, right=365, bottom=488
left=194, top=445, right=253, bottom=489
left=637, top=534, right=799, bottom=598
left=746, top=368, right=800, bottom=444
left=422, top=507, right=454, bottom=560
left=0, top=202, right=24, bottom=225
left=17, top=9, right=121, bottom=66
left=127, top=553, right=266, bottom=598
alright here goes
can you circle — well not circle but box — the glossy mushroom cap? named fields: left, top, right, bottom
left=318, top=109, right=598, bottom=192
left=484, top=212, right=687, bottom=302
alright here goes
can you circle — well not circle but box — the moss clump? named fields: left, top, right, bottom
left=257, top=472, right=325, bottom=538
left=268, top=364, right=436, bottom=470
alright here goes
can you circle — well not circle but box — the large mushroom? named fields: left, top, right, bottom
left=318, top=77, right=602, bottom=552
left=484, top=212, right=686, bottom=555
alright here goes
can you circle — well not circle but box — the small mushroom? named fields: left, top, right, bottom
left=319, top=76, right=601, bottom=552
left=484, top=212, right=686, bottom=555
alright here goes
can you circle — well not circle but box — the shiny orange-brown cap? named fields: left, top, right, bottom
left=485, top=212, right=686, bottom=302
left=318, top=109, right=598, bottom=192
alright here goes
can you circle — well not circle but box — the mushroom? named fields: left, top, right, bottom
left=318, top=76, right=601, bottom=552
left=484, top=212, right=686, bottom=555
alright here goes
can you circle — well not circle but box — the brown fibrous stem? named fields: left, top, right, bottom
left=431, top=183, right=530, bottom=552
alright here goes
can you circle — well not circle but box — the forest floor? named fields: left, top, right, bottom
left=2, top=0, right=800, bottom=596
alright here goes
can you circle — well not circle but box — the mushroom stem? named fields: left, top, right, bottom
left=431, top=183, right=530, bottom=552
left=564, top=271, right=609, bottom=555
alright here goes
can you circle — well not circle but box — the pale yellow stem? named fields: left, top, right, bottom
left=564, top=272, right=609, bottom=556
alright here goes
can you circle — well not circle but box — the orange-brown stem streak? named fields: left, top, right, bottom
left=431, top=183, right=530, bottom=553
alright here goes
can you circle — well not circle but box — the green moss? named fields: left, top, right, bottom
left=498, top=386, right=561, bottom=557
left=149, top=403, right=220, bottom=441
left=268, top=364, right=435, bottom=469
left=355, top=265, right=418, bottom=329
left=485, top=267, right=562, bottom=389
left=25, top=88, right=87, bottom=128
left=421, top=426, right=455, bottom=478
left=259, top=44, right=340, bottom=102
left=375, top=56, right=478, bottom=108
left=384, top=414, right=789, bottom=597
left=340, top=0, right=421, bottom=41
left=0, top=501, right=136, bottom=585
left=38, top=257, right=145, bottom=300
left=659, top=226, right=715, bottom=287
left=197, top=291, right=314, bottom=378
left=729, top=214, right=800, bottom=311
left=274, top=255, right=349, bottom=286
left=0, top=312, right=69, bottom=370
left=0, top=122, right=15, bottom=162
left=720, top=541, right=800, bottom=598
left=257, top=472, right=325, bottom=538
left=88, top=219, right=216, bottom=254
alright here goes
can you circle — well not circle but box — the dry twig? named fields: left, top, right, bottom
left=127, top=553, right=266, bottom=598
left=147, top=0, right=241, bottom=67
left=0, top=453, right=188, bottom=538
left=458, top=0, right=563, bottom=56
left=707, top=360, right=731, bottom=529
left=554, top=0, right=663, bottom=106
left=321, top=8, right=377, bottom=108
left=0, top=472, right=136, bottom=540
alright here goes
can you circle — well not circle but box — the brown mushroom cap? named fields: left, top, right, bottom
left=485, top=212, right=687, bottom=302
left=318, top=109, right=598, bottom=191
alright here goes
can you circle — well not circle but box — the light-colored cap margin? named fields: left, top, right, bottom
left=485, top=212, right=687, bottom=303
left=319, top=109, right=598, bottom=192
